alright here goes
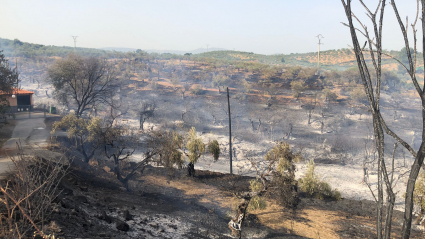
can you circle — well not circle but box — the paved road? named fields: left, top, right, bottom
left=0, top=115, right=51, bottom=179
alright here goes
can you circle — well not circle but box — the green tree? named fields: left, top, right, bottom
left=157, top=131, right=185, bottom=169
left=322, top=88, right=338, bottom=102
left=290, top=80, right=306, bottom=99
left=398, top=47, right=415, bottom=66
left=185, top=127, right=205, bottom=176
left=51, top=114, right=102, bottom=162
left=47, top=54, right=118, bottom=117
left=299, top=159, right=341, bottom=200
left=0, top=50, right=18, bottom=124
left=350, top=87, right=367, bottom=104
left=229, top=141, right=300, bottom=237
left=382, top=70, right=401, bottom=91
left=207, top=140, right=220, bottom=161
left=211, top=73, right=229, bottom=92
left=342, top=67, right=362, bottom=84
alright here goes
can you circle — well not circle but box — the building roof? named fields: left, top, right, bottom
left=0, top=88, right=34, bottom=95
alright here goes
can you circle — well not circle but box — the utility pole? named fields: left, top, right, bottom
left=206, top=44, right=209, bottom=52
left=316, top=34, right=324, bottom=69
left=72, top=36, right=78, bottom=49
left=227, top=87, right=232, bottom=175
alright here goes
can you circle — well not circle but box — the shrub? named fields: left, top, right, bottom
left=207, top=140, right=220, bottom=161
left=350, top=87, right=367, bottom=104
left=266, top=142, right=301, bottom=209
left=413, top=169, right=425, bottom=223
left=0, top=150, right=68, bottom=238
left=234, top=92, right=247, bottom=100
left=190, top=85, right=204, bottom=95
left=322, top=88, right=338, bottom=102
left=149, top=79, right=159, bottom=90
left=290, top=80, right=306, bottom=99
left=299, top=159, right=341, bottom=201
left=247, top=180, right=267, bottom=211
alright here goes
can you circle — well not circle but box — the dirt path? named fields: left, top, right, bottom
left=0, top=115, right=51, bottom=179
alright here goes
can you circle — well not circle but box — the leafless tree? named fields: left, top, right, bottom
left=228, top=142, right=299, bottom=238
left=138, top=101, right=156, bottom=130
left=100, top=113, right=176, bottom=190
left=179, top=83, right=191, bottom=100
left=341, top=1, right=424, bottom=238
left=47, top=54, right=118, bottom=117
left=301, top=93, right=318, bottom=125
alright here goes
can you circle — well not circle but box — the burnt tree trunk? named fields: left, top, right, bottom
left=228, top=200, right=249, bottom=238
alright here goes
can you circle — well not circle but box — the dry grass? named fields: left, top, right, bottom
left=141, top=174, right=234, bottom=212
left=136, top=170, right=425, bottom=238
left=252, top=202, right=342, bottom=238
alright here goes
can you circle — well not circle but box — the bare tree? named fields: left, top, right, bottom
left=301, top=93, right=318, bottom=125
left=138, top=101, right=156, bottom=130
left=100, top=114, right=182, bottom=190
left=51, top=114, right=102, bottom=163
left=341, top=1, right=424, bottom=238
left=47, top=54, right=118, bottom=117
left=228, top=142, right=299, bottom=238
left=179, top=83, right=191, bottom=100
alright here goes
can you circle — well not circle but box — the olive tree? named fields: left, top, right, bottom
left=184, top=127, right=205, bottom=176
left=47, top=54, right=118, bottom=117
left=51, top=114, right=102, bottom=163
left=290, top=80, right=306, bottom=100
left=138, top=101, right=156, bottom=130
left=207, top=139, right=220, bottom=161
left=229, top=142, right=300, bottom=237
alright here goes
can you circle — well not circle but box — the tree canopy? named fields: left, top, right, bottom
left=0, top=50, right=19, bottom=123
left=47, top=54, right=118, bottom=117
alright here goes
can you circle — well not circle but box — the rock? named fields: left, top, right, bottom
left=123, top=210, right=133, bottom=221
left=149, top=222, right=159, bottom=229
left=103, top=166, right=111, bottom=173
left=60, top=199, right=74, bottom=209
left=58, top=185, right=73, bottom=196
left=115, top=219, right=130, bottom=231
left=88, top=158, right=99, bottom=167
left=46, top=221, right=62, bottom=233
left=167, top=224, right=178, bottom=230
left=74, top=195, right=88, bottom=203
left=99, top=211, right=113, bottom=223
left=79, top=185, right=88, bottom=192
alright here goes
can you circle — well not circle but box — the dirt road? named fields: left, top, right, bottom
left=0, top=114, right=50, bottom=179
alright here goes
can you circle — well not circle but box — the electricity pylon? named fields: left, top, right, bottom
left=316, top=34, right=324, bottom=69
left=72, top=36, right=78, bottom=48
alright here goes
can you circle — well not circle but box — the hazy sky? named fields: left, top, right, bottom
left=0, top=0, right=421, bottom=55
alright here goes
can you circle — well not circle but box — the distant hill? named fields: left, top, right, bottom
left=100, top=47, right=137, bottom=52
left=144, top=47, right=227, bottom=55
left=0, top=37, right=107, bottom=57
left=1, top=37, right=420, bottom=72
left=100, top=47, right=227, bottom=55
